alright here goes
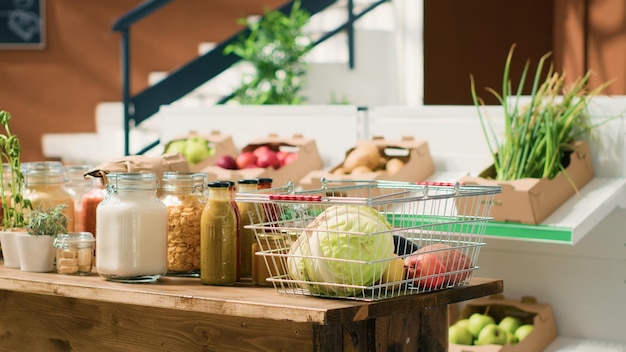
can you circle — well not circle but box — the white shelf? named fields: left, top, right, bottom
left=546, top=337, right=626, bottom=352
left=428, top=171, right=626, bottom=244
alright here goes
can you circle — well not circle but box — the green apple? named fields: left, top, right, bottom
left=514, top=324, right=534, bottom=341
left=467, top=313, right=496, bottom=337
left=504, top=330, right=519, bottom=345
left=184, top=136, right=214, bottom=164
left=455, top=318, right=470, bottom=331
left=474, top=323, right=508, bottom=345
left=499, top=316, right=523, bottom=335
left=448, top=324, right=473, bottom=345
left=164, top=140, right=187, bottom=154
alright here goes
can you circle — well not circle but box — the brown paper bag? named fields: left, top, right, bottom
left=85, top=153, right=191, bottom=182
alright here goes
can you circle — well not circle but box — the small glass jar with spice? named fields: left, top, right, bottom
left=80, top=178, right=106, bottom=239
left=63, top=165, right=95, bottom=232
left=160, top=172, right=206, bottom=277
left=54, top=232, right=95, bottom=275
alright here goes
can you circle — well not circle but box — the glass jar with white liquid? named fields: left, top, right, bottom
left=96, top=172, right=167, bottom=283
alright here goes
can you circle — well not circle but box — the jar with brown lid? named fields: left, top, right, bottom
left=160, top=172, right=206, bottom=277
left=224, top=180, right=241, bottom=280
left=236, top=179, right=264, bottom=278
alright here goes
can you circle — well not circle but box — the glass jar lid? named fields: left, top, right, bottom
left=106, top=172, right=158, bottom=191
left=22, top=161, right=68, bottom=185
left=207, top=181, right=230, bottom=188
left=54, top=232, right=95, bottom=247
left=161, top=172, right=207, bottom=192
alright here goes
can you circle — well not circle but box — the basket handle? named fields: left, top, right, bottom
left=415, top=181, right=458, bottom=187
left=268, top=194, right=323, bottom=202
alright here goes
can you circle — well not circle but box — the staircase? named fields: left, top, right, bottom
left=41, top=0, right=399, bottom=166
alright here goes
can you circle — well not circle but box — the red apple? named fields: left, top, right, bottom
left=253, top=145, right=272, bottom=158
left=404, top=244, right=472, bottom=289
left=256, top=149, right=280, bottom=169
left=283, top=152, right=298, bottom=166
left=236, top=151, right=257, bottom=169
left=276, top=150, right=289, bottom=166
left=215, top=155, right=238, bottom=170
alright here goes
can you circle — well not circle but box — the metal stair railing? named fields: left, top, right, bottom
left=113, top=0, right=389, bottom=156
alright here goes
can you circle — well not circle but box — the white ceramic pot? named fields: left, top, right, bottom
left=15, top=234, right=56, bottom=272
left=0, top=230, right=23, bottom=268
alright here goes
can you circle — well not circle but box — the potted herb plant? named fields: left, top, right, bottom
left=223, top=0, right=313, bottom=105
left=460, top=45, right=611, bottom=224
left=0, top=110, right=32, bottom=268
left=16, top=204, right=68, bottom=272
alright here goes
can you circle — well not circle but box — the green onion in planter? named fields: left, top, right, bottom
left=470, top=44, right=612, bottom=181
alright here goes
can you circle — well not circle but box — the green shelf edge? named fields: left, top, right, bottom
left=482, top=221, right=572, bottom=243
left=386, top=214, right=573, bottom=244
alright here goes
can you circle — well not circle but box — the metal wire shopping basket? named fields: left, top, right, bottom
left=236, top=179, right=502, bottom=301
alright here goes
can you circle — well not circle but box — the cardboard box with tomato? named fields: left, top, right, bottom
left=299, top=135, right=435, bottom=190
left=448, top=295, right=557, bottom=352
left=200, top=133, right=323, bottom=186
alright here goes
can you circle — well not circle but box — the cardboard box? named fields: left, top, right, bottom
left=458, top=140, right=594, bottom=224
left=299, top=136, right=435, bottom=190
left=200, top=133, right=323, bottom=186
left=449, top=295, right=557, bottom=352
left=163, top=130, right=239, bottom=172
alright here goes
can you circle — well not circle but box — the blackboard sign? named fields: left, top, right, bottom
left=0, top=0, right=45, bottom=49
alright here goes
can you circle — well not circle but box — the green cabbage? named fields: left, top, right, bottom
left=287, top=205, right=395, bottom=297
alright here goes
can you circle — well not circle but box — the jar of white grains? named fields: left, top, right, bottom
left=96, top=172, right=167, bottom=283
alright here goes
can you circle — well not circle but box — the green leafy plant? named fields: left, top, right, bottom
left=470, top=45, right=612, bottom=181
left=0, top=110, right=32, bottom=229
left=26, top=204, right=68, bottom=237
left=224, top=0, right=313, bottom=105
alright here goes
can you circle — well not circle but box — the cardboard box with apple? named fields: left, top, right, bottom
left=448, top=294, right=557, bottom=352
left=299, top=135, right=435, bottom=190
left=201, top=133, right=323, bottom=187
left=458, top=140, right=594, bottom=224
left=163, top=130, right=239, bottom=172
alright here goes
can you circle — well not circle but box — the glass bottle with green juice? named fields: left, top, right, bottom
left=200, top=181, right=237, bottom=285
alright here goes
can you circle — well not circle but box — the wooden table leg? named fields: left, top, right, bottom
left=419, top=304, right=448, bottom=352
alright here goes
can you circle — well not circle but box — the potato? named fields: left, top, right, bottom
left=385, top=158, right=405, bottom=176
left=342, top=143, right=381, bottom=173
left=332, top=167, right=346, bottom=175
left=350, top=165, right=373, bottom=175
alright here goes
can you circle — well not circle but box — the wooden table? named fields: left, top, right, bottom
left=0, top=264, right=502, bottom=351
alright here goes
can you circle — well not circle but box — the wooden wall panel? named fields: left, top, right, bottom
left=0, top=0, right=281, bottom=161
left=423, top=0, right=555, bottom=105
left=586, top=0, right=626, bottom=94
